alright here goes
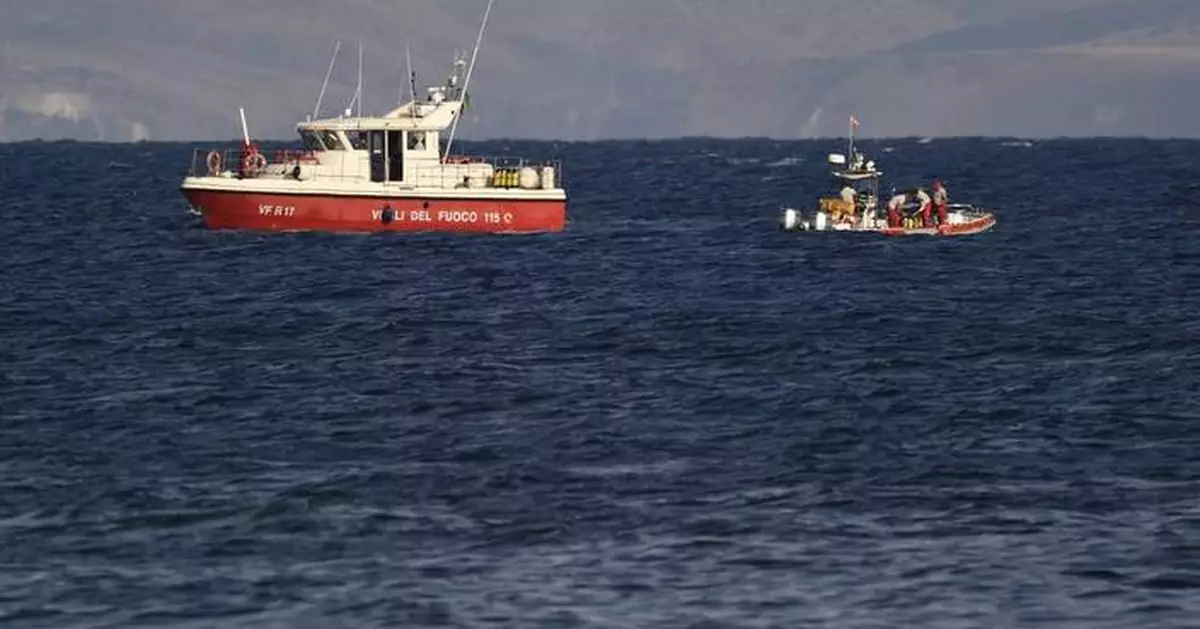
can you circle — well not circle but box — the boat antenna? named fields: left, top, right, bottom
left=443, top=0, right=495, bottom=162
left=346, top=40, right=363, bottom=116
left=408, top=47, right=419, bottom=105
left=848, top=116, right=854, bottom=163
left=239, top=107, right=251, bottom=149
left=406, top=44, right=420, bottom=120
left=848, top=114, right=859, bottom=166
left=313, top=40, right=341, bottom=119
left=400, top=45, right=409, bottom=105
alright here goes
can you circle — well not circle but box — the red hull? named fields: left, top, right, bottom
left=181, top=188, right=566, bottom=233
left=881, top=214, right=996, bottom=237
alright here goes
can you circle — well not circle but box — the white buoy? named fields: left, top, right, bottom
left=518, top=166, right=539, bottom=189
left=814, top=211, right=828, bottom=231
left=782, top=208, right=799, bottom=230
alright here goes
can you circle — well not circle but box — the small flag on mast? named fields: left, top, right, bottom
left=849, top=115, right=860, bottom=128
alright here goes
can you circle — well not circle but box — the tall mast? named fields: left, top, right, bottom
left=402, top=45, right=411, bottom=105
left=847, top=114, right=860, bottom=167
left=406, top=44, right=419, bottom=123
left=345, top=41, right=363, bottom=116
left=312, top=40, right=341, bottom=119
left=408, top=46, right=419, bottom=106
left=357, top=40, right=364, bottom=117
left=443, top=0, right=495, bottom=162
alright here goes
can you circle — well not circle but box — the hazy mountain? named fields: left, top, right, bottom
left=2, top=0, right=1198, bottom=141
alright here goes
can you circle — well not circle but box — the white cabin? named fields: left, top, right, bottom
left=193, top=55, right=561, bottom=195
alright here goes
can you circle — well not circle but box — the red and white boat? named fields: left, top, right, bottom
left=180, top=1, right=566, bottom=234
left=779, top=117, right=996, bottom=237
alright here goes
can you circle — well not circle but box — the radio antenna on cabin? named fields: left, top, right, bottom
left=442, top=0, right=494, bottom=162
left=399, top=45, right=408, bottom=105
left=345, top=40, right=363, bottom=116
left=313, top=40, right=341, bottom=119
left=406, top=45, right=420, bottom=123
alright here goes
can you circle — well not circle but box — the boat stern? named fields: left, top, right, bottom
left=780, top=207, right=874, bottom=232
left=782, top=207, right=828, bottom=231
left=780, top=207, right=811, bottom=231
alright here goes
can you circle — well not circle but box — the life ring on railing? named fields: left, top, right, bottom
left=242, top=151, right=267, bottom=175
left=206, top=150, right=222, bottom=175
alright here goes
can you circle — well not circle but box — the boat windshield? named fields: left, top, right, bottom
left=346, top=131, right=368, bottom=150
left=407, top=131, right=427, bottom=150
left=299, top=129, right=326, bottom=151
left=319, top=130, right=345, bottom=151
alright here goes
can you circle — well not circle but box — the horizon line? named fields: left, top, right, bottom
left=4, top=134, right=1200, bottom=146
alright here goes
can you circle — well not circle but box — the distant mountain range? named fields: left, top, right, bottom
left=3, top=0, right=1199, bottom=141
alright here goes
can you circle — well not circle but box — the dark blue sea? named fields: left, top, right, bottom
left=2, top=136, right=1199, bottom=628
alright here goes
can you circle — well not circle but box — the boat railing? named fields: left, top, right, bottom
left=185, top=147, right=565, bottom=190
left=185, top=147, right=359, bottom=182
left=420, top=155, right=566, bottom=191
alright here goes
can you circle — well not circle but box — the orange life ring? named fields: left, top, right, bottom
left=206, top=150, right=222, bottom=175
left=242, top=151, right=267, bottom=174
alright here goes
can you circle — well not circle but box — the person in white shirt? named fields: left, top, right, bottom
left=916, top=188, right=932, bottom=227
left=840, top=183, right=856, bottom=206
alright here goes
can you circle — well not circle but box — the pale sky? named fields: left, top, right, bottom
left=2, top=0, right=1199, bottom=141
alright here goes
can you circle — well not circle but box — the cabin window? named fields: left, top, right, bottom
left=319, top=130, right=345, bottom=150
left=407, top=131, right=427, bottom=151
left=346, top=131, right=368, bottom=150
left=299, top=129, right=325, bottom=151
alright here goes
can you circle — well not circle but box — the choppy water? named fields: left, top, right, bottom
left=2, top=137, right=1199, bottom=628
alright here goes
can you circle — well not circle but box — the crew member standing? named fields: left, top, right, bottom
left=916, top=187, right=933, bottom=227
left=840, top=182, right=857, bottom=218
left=840, top=182, right=856, bottom=205
left=886, top=191, right=906, bottom=228
left=932, top=178, right=949, bottom=226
